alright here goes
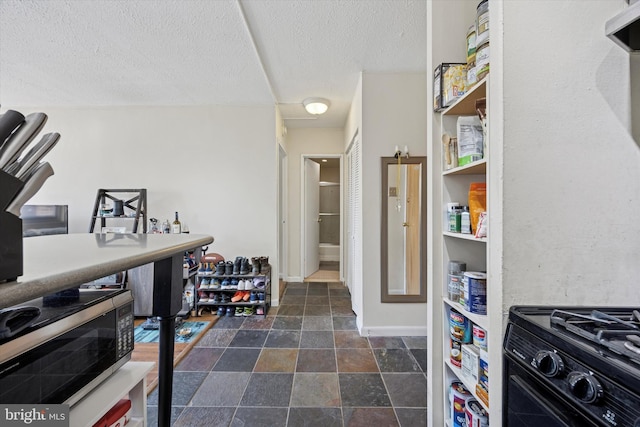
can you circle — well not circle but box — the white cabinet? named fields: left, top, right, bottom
left=70, top=361, right=154, bottom=427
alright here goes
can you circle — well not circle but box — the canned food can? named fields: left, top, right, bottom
left=465, top=398, right=489, bottom=427
left=476, top=40, right=490, bottom=81
left=466, top=24, right=477, bottom=64
left=450, top=381, right=471, bottom=427
left=463, top=272, right=487, bottom=315
left=450, top=309, right=472, bottom=343
left=473, top=324, right=487, bottom=350
left=450, top=338, right=463, bottom=367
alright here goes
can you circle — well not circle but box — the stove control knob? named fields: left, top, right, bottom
left=567, top=371, right=603, bottom=403
left=534, top=351, right=564, bottom=377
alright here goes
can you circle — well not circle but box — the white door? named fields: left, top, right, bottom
left=304, top=158, right=320, bottom=278
left=346, top=137, right=362, bottom=317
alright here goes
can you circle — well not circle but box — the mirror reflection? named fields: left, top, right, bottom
left=381, top=156, right=427, bottom=303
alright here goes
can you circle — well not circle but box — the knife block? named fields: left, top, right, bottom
left=0, top=170, right=25, bottom=283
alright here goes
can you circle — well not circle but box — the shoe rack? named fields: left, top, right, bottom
left=194, top=257, right=271, bottom=317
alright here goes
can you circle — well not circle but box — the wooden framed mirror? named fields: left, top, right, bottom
left=381, top=156, right=427, bottom=303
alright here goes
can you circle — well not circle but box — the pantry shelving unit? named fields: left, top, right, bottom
left=427, top=1, right=504, bottom=426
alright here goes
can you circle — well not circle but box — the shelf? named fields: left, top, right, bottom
left=442, top=77, right=487, bottom=116
left=443, top=297, right=489, bottom=330
left=443, top=159, right=486, bottom=176
left=444, top=359, right=490, bottom=413
left=197, top=272, right=270, bottom=279
left=196, top=301, right=267, bottom=306
left=443, top=231, right=487, bottom=243
left=70, top=361, right=153, bottom=427
left=319, top=212, right=340, bottom=216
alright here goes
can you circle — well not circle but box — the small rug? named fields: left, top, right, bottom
left=134, top=321, right=210, bottom=344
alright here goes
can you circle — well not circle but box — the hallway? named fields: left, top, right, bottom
left=146, top=281, right=427, bottom=426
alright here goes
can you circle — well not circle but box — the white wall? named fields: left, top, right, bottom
left=501, top=1, right=640, bottom=309
left=22, top=105, right=279, bottom=288
left=360, top=72, right=428, bottom=335
left=285, top=127, right=345, bottom=281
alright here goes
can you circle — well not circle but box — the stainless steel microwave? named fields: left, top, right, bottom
left=0, top=288, right=134, bottom=406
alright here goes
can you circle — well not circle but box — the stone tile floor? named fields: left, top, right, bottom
left=146, top=282, right=427, bottom=426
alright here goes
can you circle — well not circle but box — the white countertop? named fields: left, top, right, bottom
left=0, top=233, right=213, bottom=308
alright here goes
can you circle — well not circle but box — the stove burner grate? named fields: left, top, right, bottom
left=550, top=309, right=640, bottom=364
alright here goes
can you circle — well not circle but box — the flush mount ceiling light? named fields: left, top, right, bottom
left=303, top=97, right=330, bottom=115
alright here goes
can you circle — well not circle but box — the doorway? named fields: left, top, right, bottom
left=302, top=154, right=343, bottom=283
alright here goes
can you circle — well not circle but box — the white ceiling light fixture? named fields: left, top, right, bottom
left=303, top=97, right=331, bottom=115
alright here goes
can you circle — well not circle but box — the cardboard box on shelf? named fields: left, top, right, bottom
left=461, top=343, right=480, bottom=384
left=433, top=63, right=465, bottom=111
left=443, top=64, right=467, bottom=108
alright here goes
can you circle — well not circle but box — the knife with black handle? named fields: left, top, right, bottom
left=6, top=161, right=54, bottom=217
left=0, top=112, right=47, bottom=170
left=0, top=110, right=25, bottom=148
left=4, top=132, right=60, bottom=180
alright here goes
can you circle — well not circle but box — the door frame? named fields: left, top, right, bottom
left=278, top=142, right=288, bottom=282
left=300, top=153, right=344, bottom=281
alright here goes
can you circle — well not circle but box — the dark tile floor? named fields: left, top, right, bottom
left=147, top=282, right=427, bottom=427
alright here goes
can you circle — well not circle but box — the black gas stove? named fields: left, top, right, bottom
left=504, top=306, right=640, bottom=427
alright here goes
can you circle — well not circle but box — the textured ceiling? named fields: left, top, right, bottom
left=0, top=0, right=426, bottom=128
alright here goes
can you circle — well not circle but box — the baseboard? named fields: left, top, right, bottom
left=359, top=325, right=428, bottom=337
left=286, top=276, right=303, bottom=283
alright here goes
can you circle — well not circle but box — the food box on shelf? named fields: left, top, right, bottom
left=479, top=349, right=489, bottom=390
left=461, top=344, right=480, bottom=385
left=434, top=63, right=465, bottom=111
left=476, top=383, right=489, bottom=408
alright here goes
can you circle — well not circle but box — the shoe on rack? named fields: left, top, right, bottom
left=231, top=291, right=243, bottom=303
left=251, top=257, right=260, bottom=274
left=233, top=256, right=243, bottom=275
left=242, top=291, right=251, bottom=302
left=214, top=261, right=225, bottom=275
left=235, top=307, right=244, bottom=317
left=220, top=293, right=230, bottom=303
left=200, top=277, right=211, bottom=289
left=220, top=278, right=230, bottom=290
left=204, top=262, right=213, bottom=275
left=258, top=292, right=265, bottom=303
left=250, top=291, right=258, bottom=303
left=224, top=261, right=233, bottom=275
left=211, top=279, right=221, bottom=289
left=243, top=307, right=254, bottom=317
left=253, top=278, right=265, bottom=290
left=198, top=262, right=207, bottom=275
left=198, top=291, right=209, bottom=302
left=217, top=306, right=226, bottom=316
left=210, top=293, right=220, bottom=304
left=256, top=307, right=264, bottom=315
left=230, top=279, right=239, bottom=290
left=240, top=257, right=250, bottom=275
left=226, top=307, right=234, bottom=317
left=259, top=256, right=269, bottom=273
left=237, top=279, right=245, bottom=291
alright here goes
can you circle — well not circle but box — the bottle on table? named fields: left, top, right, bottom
left=172, top=211, right=181, bottom=234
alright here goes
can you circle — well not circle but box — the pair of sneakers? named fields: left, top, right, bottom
left=235, top=306, right=254, bottom=317
left=231, top=290, right=251, bottom=303
left=221, top=279, right=238, bottom=290
left=215, top=306, right=236, bottom=317
left=237, top=279, right=253, bottom=290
